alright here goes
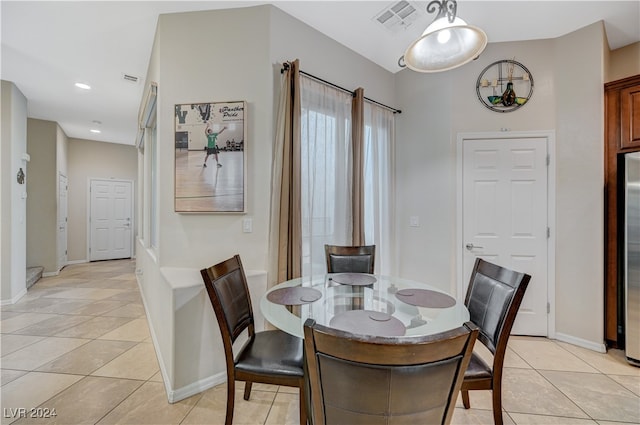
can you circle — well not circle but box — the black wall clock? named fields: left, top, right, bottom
left=476, top=59, right=534, bottom=113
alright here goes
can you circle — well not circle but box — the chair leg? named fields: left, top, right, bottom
left=225, top=378, right=235, bottom=425
left=243, top=381, right=253, bottom=401
left=492, top=385, right=503, bottom=425
left=461, top=389, right=471, bottom=409
left=299, top=384, right=308, bottom=425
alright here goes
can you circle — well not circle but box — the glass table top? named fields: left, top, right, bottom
left=260, top=273, right=470, bottom=338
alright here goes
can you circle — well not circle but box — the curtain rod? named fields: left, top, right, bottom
left=281, top=63, right=402, bottom=114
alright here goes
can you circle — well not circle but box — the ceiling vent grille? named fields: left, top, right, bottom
left=122, top=73, right=139, bottom=83
left=373, top=1, right=423, bottom=33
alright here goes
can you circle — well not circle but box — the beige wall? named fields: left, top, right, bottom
left=137, top=5, right=397, bottom=394
left=26, top=119, right=59, bottom=273
left=139, top=4, right=397, bottom=275
left=57, top=124, right=68, bottom=184
left=608, top=41, right=640, bottom=82
left=553, top=22, right=606, bottom=344
left=395, top=37, right=557, bottom=290
left=1, top=80, right=28, bottom=303
left=135, top=5, right=631, bottom=395
left=395, top=22, right=608, bottom=349
left=67, top=138, right=137, bottom=262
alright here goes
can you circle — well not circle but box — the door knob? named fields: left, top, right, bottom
left=465, top=243, right=484, bottom=251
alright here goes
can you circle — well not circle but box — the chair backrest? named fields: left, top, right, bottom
left=200, top=255, right=255, bottom=346
left=464, top=258, right=531, bottom=355
left=324, top=244, right=375, bottom=274
left=303, top=319, right=478, bottom=425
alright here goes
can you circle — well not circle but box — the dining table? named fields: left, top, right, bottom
left=260, top=273, right=470, bottom=338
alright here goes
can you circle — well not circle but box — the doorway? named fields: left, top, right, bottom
left=457, top=131, right=555, bottom=336
left=89, top=178, right=133, bottom=261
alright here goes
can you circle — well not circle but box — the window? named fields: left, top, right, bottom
left=363, top=102, right=395, bottom=275
left=300, top=76, right=352, bottom=277
left=299, top=76, right=395, bottom=278
left=140, top=84, right=158, bottom=251
left=149, top=119, right=158, bottom=249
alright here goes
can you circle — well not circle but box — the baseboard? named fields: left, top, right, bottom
left=135, top=273, right=173, bottom=403
left=42, top=271, right=60, bottom=277
left=66, top=259, right=88, bottom=265
left=169, top=372, right=226, bottom=403
left=554, top=332, right=607, bottom=353
left=135, top=269, right=227, bottom=403
left=0, top=288, right=28, bottom=305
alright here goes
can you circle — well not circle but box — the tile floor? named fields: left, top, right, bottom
left=1, top=259, right=639, bottom=425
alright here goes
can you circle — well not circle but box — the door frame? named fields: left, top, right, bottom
left=455, top=130, right=556, bottom=338
left=58, top=173, right=68, bottom=271
left=87, top=178, right=135, bottom=262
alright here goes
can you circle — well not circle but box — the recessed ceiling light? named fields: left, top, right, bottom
left=90, top=129, right=101, bottom=134
left=75, top=82, right=91, bottom=90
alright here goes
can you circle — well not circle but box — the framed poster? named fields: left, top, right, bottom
left=174, top=101, right=246, bottom=213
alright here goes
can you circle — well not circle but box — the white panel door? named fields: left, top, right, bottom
left=90, top=179, right=132, bottom=261
left=58, top=174, right=68, bottom=270
left=462, top=137, right=548, bottom=335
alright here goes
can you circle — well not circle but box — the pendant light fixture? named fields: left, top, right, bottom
left=399, top=0, right=487, bottom=73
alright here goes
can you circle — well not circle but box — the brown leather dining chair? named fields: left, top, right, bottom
left=200, top=255, right=307, bottom=425
left=303, top=318, right=479, bottom=425
left=460, top=258, right=531, bottom=425
left=324, top=244, right=375, bottom=274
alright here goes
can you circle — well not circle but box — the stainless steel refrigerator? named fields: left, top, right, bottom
left=625, top=152, right=640, bottom=366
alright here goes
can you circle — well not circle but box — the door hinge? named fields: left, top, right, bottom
left=546, top=154, right=550, bottom=166
left=547, top=227, right=550, bottom=239
left=547, top=302, right=551, bottom=314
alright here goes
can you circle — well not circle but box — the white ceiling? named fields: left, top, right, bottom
left=2, top=1, right=639, bottom=146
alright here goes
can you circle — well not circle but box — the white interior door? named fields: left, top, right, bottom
left=58, top=174, right=68, bottom=270
left=90, top=179, right=133, bottom=261
left=461, top=136, right=549, bottom=336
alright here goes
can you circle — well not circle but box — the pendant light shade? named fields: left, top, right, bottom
left=401, top=0, right=487, bottom=73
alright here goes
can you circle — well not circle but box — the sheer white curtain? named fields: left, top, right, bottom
left=300, top=76, right=353, bottom=279
left=363, top=101, right=395, bottom=275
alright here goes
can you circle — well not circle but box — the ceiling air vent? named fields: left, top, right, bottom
left=373, top=1, right=423, bottom=34
left=122, top=73, right=139, bottom=83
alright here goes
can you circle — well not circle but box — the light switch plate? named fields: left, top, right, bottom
left=243, top=218, right=253, bottom=233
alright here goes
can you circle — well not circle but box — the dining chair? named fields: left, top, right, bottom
left=303, top=318, right=478, bottom=425
left=324, top=244, right=375, bottom=274
left=460, top=258, right=531, bottom=425
left=200, top=255, right=307, bottom=425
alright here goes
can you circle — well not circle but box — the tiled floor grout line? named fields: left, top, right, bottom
left=506, top=339, right=609, bottom=422
left=529, top=366, right=611, bottom=423
left=3, top=260, right=639, bottom=425
left=30, top=263, right=155, bottom=425
left=89, top=377, right=146, bottom=425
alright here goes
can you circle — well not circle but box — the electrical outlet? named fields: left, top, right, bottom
left=409, top=216, right=420, bottom=227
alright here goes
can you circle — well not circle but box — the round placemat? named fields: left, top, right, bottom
left=395, top=288, right=456, bottom=308
left=330, top=273, right=377, bottom=286
left=266, top=287, right=322, bottom=306
left=329, top=310, right=405, bottom=336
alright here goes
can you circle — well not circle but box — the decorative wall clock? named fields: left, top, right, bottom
left=476, top=59, right=534, bottom=113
